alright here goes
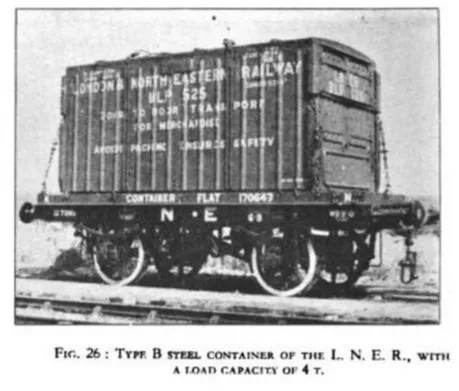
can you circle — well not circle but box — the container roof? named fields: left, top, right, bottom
left=67, top=36, right=374, bottom=71
left=308, top=37, right=373, bottom=64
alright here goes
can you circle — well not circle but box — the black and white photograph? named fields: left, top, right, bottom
left=15, top=8, right=440, bottom=326
left=7, top=4, right=459, bottom=389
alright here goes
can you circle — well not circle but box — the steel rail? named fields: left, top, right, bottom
left=15, top=291, right=438, bottom=325
left=15, top=296, right=333, bottom=325
left=360, top=288, right=439, bottom=303
left=15, top=269, right=439, bottom=304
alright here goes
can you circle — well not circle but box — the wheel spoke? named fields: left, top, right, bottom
left=252, top=232, right=319, bottom=297
left=93, top=235, right=147, bottom=286
left=314, top=234, right=367, bottom=291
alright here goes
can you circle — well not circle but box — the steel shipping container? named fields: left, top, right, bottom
left=59, top=37, right=379, bottom=196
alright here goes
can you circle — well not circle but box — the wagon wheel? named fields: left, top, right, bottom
left=92, top=235, right=148, bottom=286
left=312, top=234, right=367, bottom=293
left=251, top=229, right=319, bottom=297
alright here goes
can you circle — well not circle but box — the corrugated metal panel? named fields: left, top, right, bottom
left=64, top=66, right=128, bottom=193
left=59, top=38, right=378, bottom=196
left=228, top=44, right=304, bottom=191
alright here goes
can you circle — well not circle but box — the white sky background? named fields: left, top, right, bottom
left=16, top=9, right=439, bottom=198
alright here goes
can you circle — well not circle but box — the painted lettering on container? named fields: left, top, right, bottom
left=180, top=140, right=225, bottom=151
left=238, top=192, right=275, bottom=203
left=240, top=61, right=302, bottom=80
left=159, top=118, right=218, bottom=131
left=76, top=78, right=124, bottom=95
left=233, top=137, right=274, bottom=148
left=75, top=54, right=300, bottom=95
left=125, top=194, right=177, bottom=204
left=100, top=110, right=125, bottom=121
left=188, top=102, right=226, bottom=115
left=327, top=68, right=371, bottom=104
left=148, top=89, right=172, bottom=104
left=94, top=138, right=275, bottom=154
left=147, top=102, right=226, bottom=118
left=152, top=100, right=263, bottom=131
left=94, top=145, right=124, bottom=154
left=197, top=193, right=222, bottom=203
left=233, top=99, right=264, bottom=110
left=130, top=68, right=225, bottom=89
left=130, top=143, right=166, bottom=153
left=93, top=143, right=167, bottom=154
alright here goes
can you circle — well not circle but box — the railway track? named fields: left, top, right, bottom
left=15, top=295, right=334, bottom=325
left=15, top=278, right=439, bottom=325
left=358, top=287, right=439, bottom=303
left=15, top=267, right=439, bottom=303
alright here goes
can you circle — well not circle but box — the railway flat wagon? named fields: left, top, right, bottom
left=20, top=37, right=427, bottom=296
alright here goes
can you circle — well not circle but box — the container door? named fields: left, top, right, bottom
left=319, top=99, right=375, bottom=191
left=318, top=47, right=377, bottom=191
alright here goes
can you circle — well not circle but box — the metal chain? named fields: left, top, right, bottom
left=41, top=135, right=59, bottom=194
left=377, top=117, right=391, bottom=194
